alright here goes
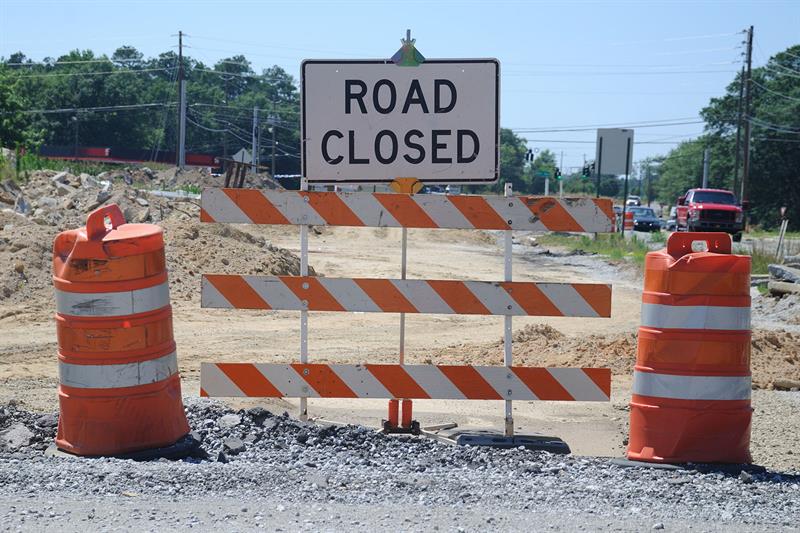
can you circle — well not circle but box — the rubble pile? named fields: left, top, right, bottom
left=1, top=169, right=188, bottom=231
left=0, top=167, right=305, bottom=308
left=768, top=257, right=800, bottom=297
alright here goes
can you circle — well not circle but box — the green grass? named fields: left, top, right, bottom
left=14, top=151, right=119, bottom=180
left=539, top=232, right=782, bottom=275
left=743, top=239, right=791, bottom=275
left=178, top=184, right=202, bottom=195
left=537, top=233, right=651, bottom=267
left=747, top=228, right=800, bottom=240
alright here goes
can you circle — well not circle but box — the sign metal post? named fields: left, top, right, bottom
left=504, top=182, right=514, bottom=437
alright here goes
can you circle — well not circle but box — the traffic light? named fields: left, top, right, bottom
left=525, top=149, right=533, bottom=162
left=554, top=167, right=562, bottom=181
left=581, top=165, right=590, bottom=178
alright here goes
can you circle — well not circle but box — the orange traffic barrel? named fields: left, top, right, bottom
left=627, top=232, right=751, bottom=463
left=623, top=211, right=634, bottom=232
left=53, top=204, right=189, bottom=456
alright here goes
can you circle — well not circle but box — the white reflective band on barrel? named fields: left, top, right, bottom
left=59, top=351, right=178, bottom=389
left=55, top=281, right=170, bottom=317
left=640, top=303, right=750, bottom=331
left=632, top=370, right=751, bottom=401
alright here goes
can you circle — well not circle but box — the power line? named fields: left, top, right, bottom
left=776, top=48, right=800, bottom=61
left=752, top=80, right=800, bottom=102
left=513, top=120, right=706, bottom=133
left=514, top=116, right=700, bottom=128
left=653, top=46, right=742, bottom=57
left=186, top=116, right=227, bottom=133
left=9, top=67, right=173, bottom=78
left=1, top=102, right=175, bottom=115
left=755, top=137, right=800, bottom=143
left=762, top=66, right=800, bottom=80
left=191, top=101, right=300, bottom=112
left=503, top=69, right=737, bottom=77
left=523, top=139, right=688, bottom=145
left=608, top=31, right=743, bottom=47
left=748, top=116, right=800, bottom=134
left=503, top=60, right=738, bottom=69
left=192, top=67, right=299, bottom=83
left=4, top=58, right=152, bottom=66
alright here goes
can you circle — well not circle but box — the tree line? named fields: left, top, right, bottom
left=0, top=46, right=301, bottom=174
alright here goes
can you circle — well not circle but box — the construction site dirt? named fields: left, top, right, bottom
left=1, top=170, right=799, bottom=471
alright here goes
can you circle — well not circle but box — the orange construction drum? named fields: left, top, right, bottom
left=627, top=232, right=752, bottom=464
left=53, top=204, right=189, bottom=456
left=623, top=211, right=634, bottom=232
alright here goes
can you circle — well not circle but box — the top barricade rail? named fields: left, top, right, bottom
left=200, top=188, right=615, bottom=233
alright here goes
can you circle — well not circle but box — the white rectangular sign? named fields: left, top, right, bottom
left=596, top=128, right=634, bottom=176
left=302, top=59, right=499, bottom=184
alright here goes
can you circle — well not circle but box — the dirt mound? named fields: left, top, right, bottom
left=750, top=329, right=800, bottom=389
left=512, top=323, right=565, bottom=343
left=431, top=325, right=637, bottom=374
left=164, top=220, right=314, bottom=301
left=433, top=325, right=800, bottom=389
left=0, top=211, right=57, bottom=313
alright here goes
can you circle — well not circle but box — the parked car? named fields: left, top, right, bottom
left=665, top=206, right=678, bottom=232
left=628, top=206, right=661, bottom=232
left=675, top=188, right=744, bottom=242
left=626, top=195, right=641, bottom=207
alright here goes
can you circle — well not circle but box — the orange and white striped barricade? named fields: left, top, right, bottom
left=200, top=185, right=616, bottom=441
left=200, top=188, right=614, bottom=232
left=200, top=363, right=611, bottom=402
left=627, top=232, right=752, bottom=464
left=53, top=204, right=189, bottom=456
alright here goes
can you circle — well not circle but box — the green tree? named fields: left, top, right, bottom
left=494, top=127, right=529, bottom=193
left=529, top=149, right=556, bottom=194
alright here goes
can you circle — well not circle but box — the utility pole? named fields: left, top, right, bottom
left=251, top=106, right=259, bottom=173
left=270, top=98, right=277, bottom=177
left=559, top=150, right=564, bottom=198
left=72, top=115, right=79, bottom=158
left=222, top=75, right=230, bottom=163
left=741, top=25, right=754, bottom=202
left=732, top=65, right=745, bottom=196
left=702, top=148, right=710, bottom=188
left=177, top=30, right=186, bottom=169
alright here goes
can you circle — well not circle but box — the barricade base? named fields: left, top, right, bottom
left=421, top=425, right=570, bottom=454
left=627, top=396, right=752, bottom=464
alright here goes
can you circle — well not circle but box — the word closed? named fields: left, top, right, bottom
left=302, top=60, right=499, bottom=183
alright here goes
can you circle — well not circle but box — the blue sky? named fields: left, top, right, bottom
left=1, top=0, right=798, bottom=170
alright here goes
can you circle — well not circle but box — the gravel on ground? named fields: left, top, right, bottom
left=1, top=398, right=798, bottom=532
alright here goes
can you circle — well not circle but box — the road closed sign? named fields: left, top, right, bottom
left=302, top=59, right=499, bottom=184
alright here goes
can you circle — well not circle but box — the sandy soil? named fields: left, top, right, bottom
left=1, top=221, right=798, bottom=470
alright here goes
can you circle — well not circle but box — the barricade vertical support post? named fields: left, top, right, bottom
left=400, top=227, right=407, bottom=364
left=387, top=177, right=423, bottom=432
left=503, top=182, right=514, bottom=437
left=299, top=177, right=309, bottom=421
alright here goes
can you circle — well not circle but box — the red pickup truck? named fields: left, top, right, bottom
left=675, top=188, right=744, bottom=242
